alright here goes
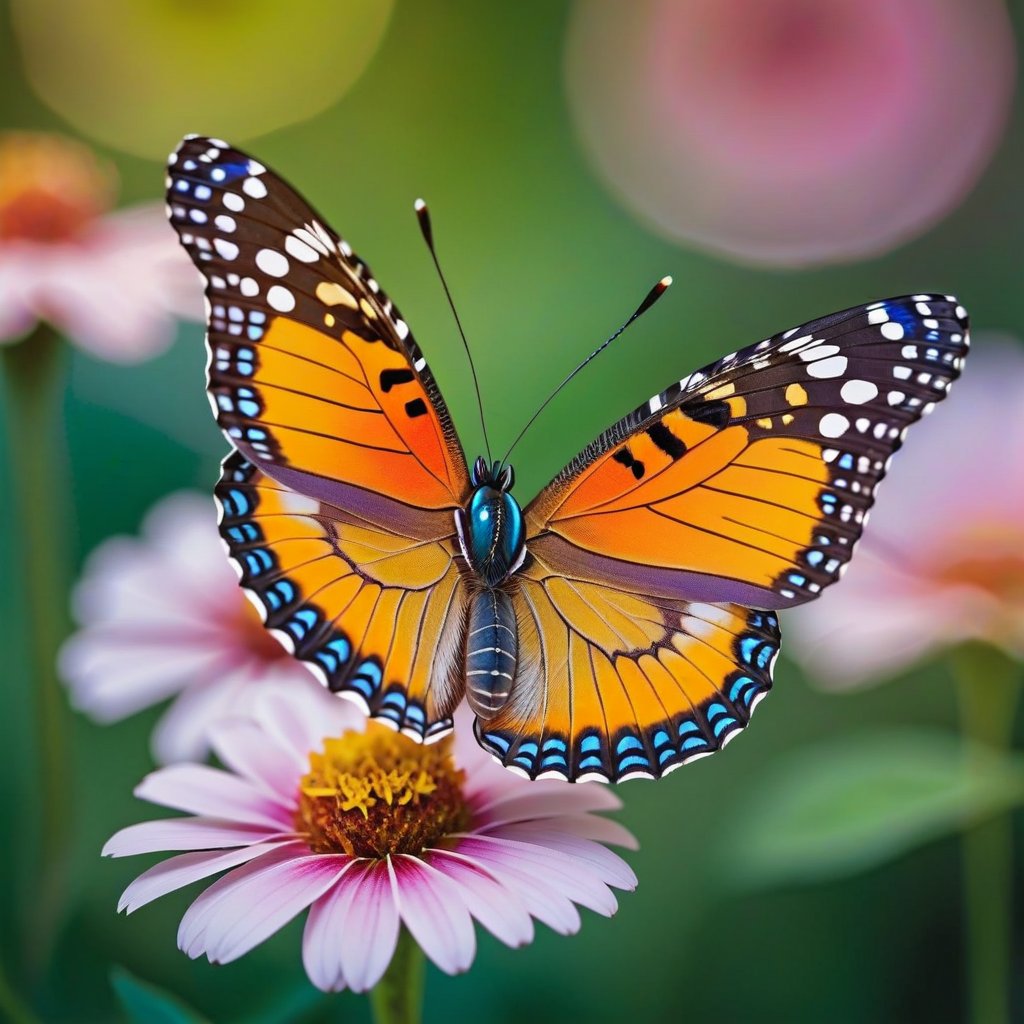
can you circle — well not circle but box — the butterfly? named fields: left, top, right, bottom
left=167, top=135, right=969, bottom=783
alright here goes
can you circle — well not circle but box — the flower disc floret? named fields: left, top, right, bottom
left=298, top=727, right=471, bottom=857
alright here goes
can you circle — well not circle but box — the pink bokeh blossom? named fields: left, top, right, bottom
left=787, top=339, right=1024, bottom=687
left=566, top=0, right=1016, bottom=266
left=104, top=687, right=637, bottom=992
left=60, top=491, right=324, bottom=763
left=0, top=131, right=200, bottom=360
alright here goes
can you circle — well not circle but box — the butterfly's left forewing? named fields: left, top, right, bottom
left=527, top=295, right=969, bottom=608
left=476, top=296, right=969, bottom=780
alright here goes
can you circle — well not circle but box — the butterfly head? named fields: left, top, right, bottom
left=471, top=456, right=514, bottom=492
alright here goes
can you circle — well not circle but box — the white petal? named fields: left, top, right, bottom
left=445, top=844, right=580, bottom=934
left=425, top=850, right=533, bottom=948
left=103, top=816, right=288, bottom=856
left=208, top=716, right=306, bottom=802
left=60, top=632, right=225, bottom=724
left=303, top=860, right=398, bottom=993
left=134, top=764, right=293, bottom=828
left=489, top=824, right=637, bottom=890
left=178, top=847, right=349, bottom=964
left=456, top=835, right=619, bottom=917
left=512, top=813, right=639, bottom=850
left=251, top=683, right=364, bottom=767
left=389, top=855, right=476, bottom=975
left=118, top=841, right=286, bottom=913
left=476, top=785, right=621, bottom=824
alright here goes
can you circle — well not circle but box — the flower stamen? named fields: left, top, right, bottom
left=297, top=724, right=471, bottom=858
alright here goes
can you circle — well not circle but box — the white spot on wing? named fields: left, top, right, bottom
left=285, top=234, right=320, bottom=263
left=242, top=176, right=268, bottom=199
left=840, top=379, right=878, bottom=404
left=214, top=238, right=239, bottom=260
left=267, top=285, right=296, bottom=312
left=256, top=248, right=290, bottom=277
left=807, top=355, right=849, bottom=379
left=819, top=413, right=850, bottom=438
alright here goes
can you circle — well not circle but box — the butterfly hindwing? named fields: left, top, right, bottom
left=526, top=295, right=970, bottom=610
left=167, top=135, right=470, bottom=530
left=474, top=562, right=780, bottom=781
left=216, top=451, right=468, bottom=739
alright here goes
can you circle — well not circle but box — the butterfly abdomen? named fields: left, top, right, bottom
left=465, top=588, right=518, bottom=719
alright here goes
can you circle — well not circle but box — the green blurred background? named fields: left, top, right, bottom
left=1, top=2, right=1022, bottom=1021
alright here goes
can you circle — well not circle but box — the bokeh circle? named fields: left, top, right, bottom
left=566, top=0, right=1016, bottom=266
left=12, top=0, right=394, bottom=160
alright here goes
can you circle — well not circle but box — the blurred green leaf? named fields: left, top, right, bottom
left=111, top=967, right=211, bottom=1024
left=723, top=728, right=1024, bottom=888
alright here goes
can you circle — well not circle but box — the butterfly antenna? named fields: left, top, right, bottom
left=415, top=199, right=492, bottom=463
left=501, top=276, right=672, bottom=466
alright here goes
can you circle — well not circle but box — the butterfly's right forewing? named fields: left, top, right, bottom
left=168, top=136, right=473, bottom=739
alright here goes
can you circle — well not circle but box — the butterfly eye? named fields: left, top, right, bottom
left=472, top=456, right=488, bottom=487
left=499, top=464, right=515, bottom=492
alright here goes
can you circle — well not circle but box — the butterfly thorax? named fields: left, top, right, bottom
left=455, top=458, right=525, bottom=589
left=455, top=458, right=525, bottom=721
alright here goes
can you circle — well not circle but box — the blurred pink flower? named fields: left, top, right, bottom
left=104, top=687, right=637, bottom=992
left=0, top=131, right=200, bottom=360
left=60, top=491, right=323, bottom=763
left=787, top=340, right=1024, bottom=687
left=566, top=0, right=1016, bottom=266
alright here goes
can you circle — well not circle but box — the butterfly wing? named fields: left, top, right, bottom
left=168, top=136, right=473, bottom=737
left=217, top=451, right=468, bottom=739
left=525, top=295, right=970, bottom=608
left=475, top=295, right=968, bottom=780
left=476, top=570, right=780, bottom=782
left=167, top=135, right=470, bottom=532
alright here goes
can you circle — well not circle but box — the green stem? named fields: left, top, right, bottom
left=368, top=928, right=425, bottom=1024
left=1, top=325, right=73, bottom=975
left=951, top=644, right=1022, bottom=1024
left=0, top=956, right=41, bottom=1024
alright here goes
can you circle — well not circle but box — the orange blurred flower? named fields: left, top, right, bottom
left=0, top=131, right=200, bottom=360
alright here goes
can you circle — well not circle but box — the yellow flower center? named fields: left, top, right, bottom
left=296, top=723, right=472, bottom=858
left=0, top=132, right=115, bottom=243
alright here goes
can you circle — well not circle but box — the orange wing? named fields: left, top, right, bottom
left=168, top=135, right=470, bottom=534
left=473, top=561, right=779, bottom=781
left=216, top=452, right=468, bottom=739
left=525, top=296, right=970, bottom=609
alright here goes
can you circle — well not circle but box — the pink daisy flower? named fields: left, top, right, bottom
left=0, top=130, right=200, bottom=360
left=103, top=686, right=638, bottom=992
left=60, top=491, right=324, bottom=763
left=565, top=0, right=1015, bottom=266
left=787, top=340, right=1024, bottom=687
